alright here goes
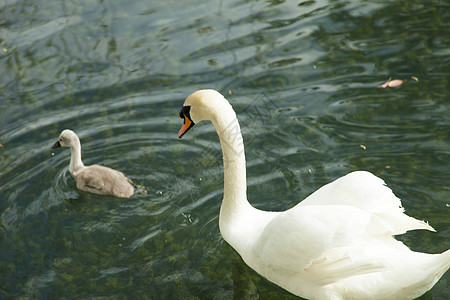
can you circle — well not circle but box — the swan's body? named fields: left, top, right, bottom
left=178, top=89, right=450, bottom=299
left=52, top=129, right=134, bottom=198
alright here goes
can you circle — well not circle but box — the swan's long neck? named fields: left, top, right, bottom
left=214, top=112, right=247, bottom=203
left=212, top=106, right=259, bottom=251
left=69, top=138, right=85, bottom=176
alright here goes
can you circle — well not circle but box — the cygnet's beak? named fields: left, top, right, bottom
left=51, top=140, right=61, bottom=149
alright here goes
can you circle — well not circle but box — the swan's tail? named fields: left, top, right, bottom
left=412, top=249, right=450, bottom=298
left=440, top=248, right=450, bottom=274
left=434, top=249, right=450, bottom=280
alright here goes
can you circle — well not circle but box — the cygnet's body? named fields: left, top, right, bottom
left=52, top=129, right=134, bottom=198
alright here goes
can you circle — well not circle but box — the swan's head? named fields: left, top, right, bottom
left=52, top=129, right=79, bottom=149
left=178, top=89, right=230, bottom=138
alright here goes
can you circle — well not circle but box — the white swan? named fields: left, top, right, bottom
left=52, top=129, right=134, bottom=198
left=178, top=89, right=450, bottom=299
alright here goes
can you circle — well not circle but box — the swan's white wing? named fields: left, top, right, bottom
left=246, top=172, right=441, bottom=293
left=304, top=248, right=386, bottom=286
left=299, top=171, right=398, bottom=209
left=298, top=171, right=434, bottom=235
left=252, top=204, right=387, bottom=284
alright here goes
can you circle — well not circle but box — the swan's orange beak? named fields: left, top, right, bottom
left=178, top=114, right=193, bottom=138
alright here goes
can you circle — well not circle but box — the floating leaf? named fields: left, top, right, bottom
left=387, top=79, right=404, bottom=87
left=377, top=78, right=404, bottom=88
left=377, top=78, right=391, bottom=88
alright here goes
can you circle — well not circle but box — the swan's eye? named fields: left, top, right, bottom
left=179, top=106, right=192, bottom=121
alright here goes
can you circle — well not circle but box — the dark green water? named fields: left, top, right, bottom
left=0, top=0, right=448, bottom=298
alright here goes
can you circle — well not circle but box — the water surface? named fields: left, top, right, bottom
left=0, top=0, right=449, bottom=298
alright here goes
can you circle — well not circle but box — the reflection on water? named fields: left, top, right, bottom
left=0, top=0, right=448, bottom=298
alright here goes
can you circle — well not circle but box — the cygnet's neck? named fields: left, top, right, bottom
left=69, top=137, right=85, bottom=176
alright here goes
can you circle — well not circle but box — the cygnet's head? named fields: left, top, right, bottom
left=178, top=89, right=231, bottom=138
left=52, top=129, right=80, bottom=149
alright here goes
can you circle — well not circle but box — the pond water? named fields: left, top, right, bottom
left=0, top=0, right=448, bottom=298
